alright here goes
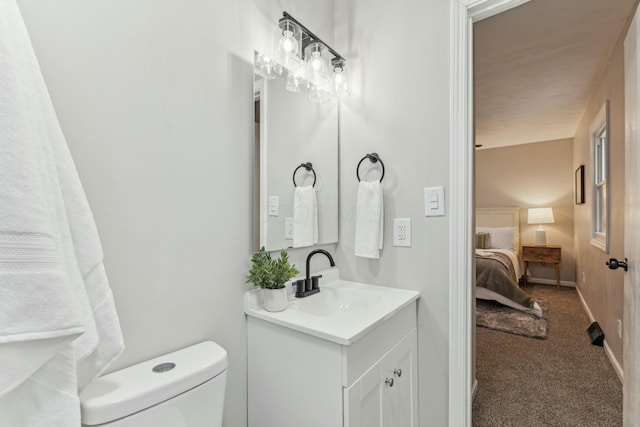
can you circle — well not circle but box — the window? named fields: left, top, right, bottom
left=590, top=101, right=610, bottom=252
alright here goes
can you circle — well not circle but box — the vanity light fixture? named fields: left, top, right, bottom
left=275, top=11, right=349, bottom=100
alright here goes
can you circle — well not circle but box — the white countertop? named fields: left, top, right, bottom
left=244, top=269, right=420, bottom=345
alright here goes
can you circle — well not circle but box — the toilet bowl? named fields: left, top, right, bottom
left=80, top=341, right=227, bottom=426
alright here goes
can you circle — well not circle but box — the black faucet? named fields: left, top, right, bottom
left=294, top=249, right=336, bottom=298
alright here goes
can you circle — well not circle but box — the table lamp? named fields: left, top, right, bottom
left=528, top=207, right=555, bottom=246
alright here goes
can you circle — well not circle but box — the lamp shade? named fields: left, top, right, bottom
left=304, top=42, right=330, bottom=86
left=527, top=207, right=555, bottom=225
left=275, top=19, right=302, bottom=71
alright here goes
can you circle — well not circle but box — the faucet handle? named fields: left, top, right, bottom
left=293, top=279, right=305, bottom=297
left=311, top=274, right=323, bottom=290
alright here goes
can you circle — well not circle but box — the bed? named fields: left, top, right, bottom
left=475, top=207, right=542, bottom=318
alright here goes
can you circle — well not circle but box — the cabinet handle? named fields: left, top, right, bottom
left=394, top=368, right=402, bottom=377
left=385, top=378, right=394, bottom=387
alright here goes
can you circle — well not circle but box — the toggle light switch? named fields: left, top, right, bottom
left=285, top=217, right=294, bottom=239
left=268, top=196, right=279, bottom=216
left=424, top=187, right=445, bottom=217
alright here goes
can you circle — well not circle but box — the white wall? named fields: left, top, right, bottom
left=17, top=1, right=335, bottom=426
left=335, top=0, right=452, bottom=425
left=18, top=0, right=456, bottom=424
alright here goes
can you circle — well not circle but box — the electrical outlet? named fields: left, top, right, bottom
left=393, top=218, right=411, bottom=247
left=582, top=272, right=586, bottom=284
left=617, top=319, right=622, bottom=339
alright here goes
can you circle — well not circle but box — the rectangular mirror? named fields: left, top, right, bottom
left=253, top=51, right=339, bottom=251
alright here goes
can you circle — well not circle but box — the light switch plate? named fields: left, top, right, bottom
left=393, top=218, right=411, bottom=247
left=285, top=217, right=294, bottom=239
left=268, top=196, right=279, bottom=217
left=424, top=187, right=445, bottom=217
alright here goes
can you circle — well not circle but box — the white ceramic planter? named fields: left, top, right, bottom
left=263, top=287, right=288, bottom=312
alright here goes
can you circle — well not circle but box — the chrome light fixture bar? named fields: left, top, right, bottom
left=275, top=11, right=349, bottom=101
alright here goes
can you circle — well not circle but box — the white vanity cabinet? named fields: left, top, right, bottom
left=247, top=299, right=418, bottom=427
left=344, top=328, right=417, bottom=427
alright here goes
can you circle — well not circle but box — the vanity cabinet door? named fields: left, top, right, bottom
left=344, top=328, right=417, bottom=427
left=344, top=357, right=386, bottom=427
left=389, top=328, right=418, bottom=427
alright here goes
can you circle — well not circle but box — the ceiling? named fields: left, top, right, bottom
left=474, top=0, right=638, bottom=150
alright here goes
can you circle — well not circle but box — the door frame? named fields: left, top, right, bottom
left=448, top=1, right=532, bottom=425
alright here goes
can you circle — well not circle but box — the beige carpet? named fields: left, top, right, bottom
left=473, top=285, right=622, bottom=427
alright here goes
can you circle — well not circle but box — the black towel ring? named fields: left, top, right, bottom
left=293, top=162, right=317, bottom=187
left=356, top=153, right=385, bottom=182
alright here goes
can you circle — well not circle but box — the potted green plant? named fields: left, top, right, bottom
left=247, top=247, right=299, bottom=312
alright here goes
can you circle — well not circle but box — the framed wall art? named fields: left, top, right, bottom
left=575, top=165, right=585, bottom=205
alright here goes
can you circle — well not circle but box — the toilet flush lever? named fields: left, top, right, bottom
left=152, top=362, right=176, bottom=373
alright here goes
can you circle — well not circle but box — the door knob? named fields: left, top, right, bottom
left=606, top=258, right=628, bottom=271
left=385, top=378, right=394, bottom=387
left=393, top=368, right=402, bottom=377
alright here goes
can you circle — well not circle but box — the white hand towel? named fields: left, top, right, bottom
left=293, top=186, right=318, bottom=248
left=0, top=0, right=124, bottom=423
left=354, top=181, right=384, bottom=258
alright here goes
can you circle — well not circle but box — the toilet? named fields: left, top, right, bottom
left=80, top=341, right=227, bottom=426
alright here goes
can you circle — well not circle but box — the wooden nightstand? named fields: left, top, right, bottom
left=522, top=244, right=562, bottom=289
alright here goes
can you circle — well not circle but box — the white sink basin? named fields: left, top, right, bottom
left=244, top=269, right=420, bottom=345
left=289, top=285, right=382, bottom=316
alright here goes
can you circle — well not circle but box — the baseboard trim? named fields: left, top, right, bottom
left=576, top=288, right=595, bottom=321
left=527, top=277, right=576, bottom=287
left=576, top=288, right=624, bottom=383
left=604, top=340, right=624, bottom=383
left=472, top=378, right=478, bottom=400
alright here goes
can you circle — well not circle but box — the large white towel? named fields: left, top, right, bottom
left=0, top=0, right=124, bottom=424
left=354, top=181, right=384, bottom=258
left=293, top=186, right=318, bottom=248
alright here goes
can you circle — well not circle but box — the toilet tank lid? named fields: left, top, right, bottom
left=80, top=341, right=228, bottom=426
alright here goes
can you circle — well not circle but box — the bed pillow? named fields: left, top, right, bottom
left=476, top=226, right=517, bottom=251
left=475, top=232, right=490, bottom=249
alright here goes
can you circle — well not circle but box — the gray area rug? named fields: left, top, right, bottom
left=476, top=298, right=548, bottom=339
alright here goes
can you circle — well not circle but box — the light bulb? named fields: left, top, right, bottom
left=304, top=43, right=330, bottom=86
left=278, top=30, right=298, bottom=55
left=309, top=50, right=326, bottom=73
left=275, top=20, right=302, bottom=71
left=331, top=62, right=349, bottom=99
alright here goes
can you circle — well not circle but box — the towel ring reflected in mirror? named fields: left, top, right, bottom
left=356, top=153, right=385, bottom=182
left=293, top=162, right=317, bottom=187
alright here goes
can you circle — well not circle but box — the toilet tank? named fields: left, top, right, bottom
left=80, top=341, right=228, bottom=427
